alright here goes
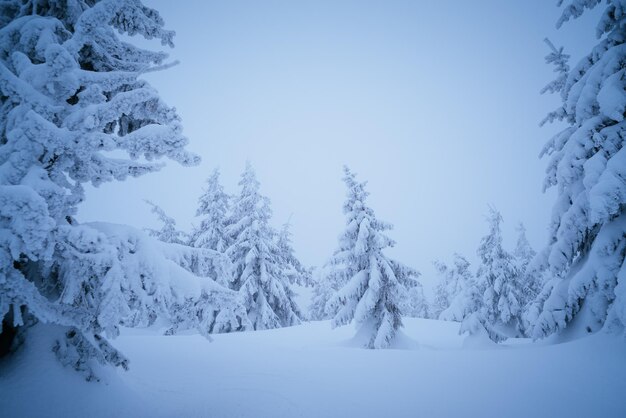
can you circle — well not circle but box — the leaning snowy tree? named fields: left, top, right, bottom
left=532, top=0, right=626, bottom=339
left=326, top=166, right=419, bottom=349
left=144, top=199, right=188, bottom=245
left=225, top=163, right=302, bottom=329
left=0, top=0, right=208, bottom=377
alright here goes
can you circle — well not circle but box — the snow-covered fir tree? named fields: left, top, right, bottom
left=318, top=167, right=382, bottom=320
left=513, top=224, right=536, bottom=279
left=532, top=1, right=626, bottom=338
left=460, top=209, right=523, bottom=342
left=187, top=169, right=232, bottom=284
left=91, top=224, right=249, bottom=339
left=276, top=220, right=312, bottom=287
left=190, top=168, right=231, bottom=253
left=438, top=254, right=478, bottom=322
left=432, top=261, right=451, bottom=319
left=405, top=281, right=430, bottom=319
left=432, top=256, right=467, bottom=319
left=225, top=163, right=302, bottom=329
left=0, top=0, right=216, bottom=378
left=326, top=166, right=419, bottom=349
left=309, top=266, right=337, bottom=320
left=512, top=223, right=540, bottom=311
left=315, top=248, right=353, bottom=321
left=144, top=200, right=188, bottom=245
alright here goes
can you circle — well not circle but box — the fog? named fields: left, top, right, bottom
left=78, top=0, right=600, bottom=290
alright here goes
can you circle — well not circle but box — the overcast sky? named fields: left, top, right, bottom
left=78, top=0, right=600, bottom=291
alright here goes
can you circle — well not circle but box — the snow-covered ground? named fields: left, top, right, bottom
left=1, top=318, right=625, bottom=418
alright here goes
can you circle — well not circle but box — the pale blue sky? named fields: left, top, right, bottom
left=79, top=1, right=600, bottom=290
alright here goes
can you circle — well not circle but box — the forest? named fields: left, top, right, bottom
left=1, top=1, right=625, bottom=417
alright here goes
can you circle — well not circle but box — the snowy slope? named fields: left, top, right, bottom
left=1, top=318, right=625, bottom=418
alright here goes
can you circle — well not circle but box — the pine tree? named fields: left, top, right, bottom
left=276, top=220, right=312, bottom=287
left=513, top=224, right=536, bottom=276
left=187, top=169, right=232, bottom=285
left=432, top=261, right=451, bottom=319
left=190, top=168, right=231, bottom=253
left=438, top=254, right=478, bottom=322
left=461, top=208, right=523, bottom=342
left=144, top=200, right=188, bottom=245
left=326, top=166, right=419, bottom=349
left=405, top=281, right=430, bottom=319
left=309, top=266, right=337, bottom=320
left=225, top=163, right=302, bottom=329
left=320, top=167, right=386, bottom=318
left=479, top=209, right=523, bottom=335
left=0, top=0, right=200, bottom=377
left=533, top=1, right=626, bottom=338
left=512, top=223, right=540, bottom=309
left=432, top=256, right=467, bottom=320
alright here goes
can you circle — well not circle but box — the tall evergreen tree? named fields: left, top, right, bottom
left=188, top=169, right=232, bottom=285
left=225, top=163, right=301, bottom=329
left=533, top=1, right=626, bottom=338
left=0, top=0, right=199, bottom=375
left=461, top=209, right=523, bottom=342
left=513, top=224, right=536, bottom=269
left=320, top=167, right=384, bottom=318
left=512, top=223, right=540, bottom=311
left=326, top=167, right=419, bottom=349
left=190, top=168, right=231, bottom=253
left=276, top=220, right=312, bottom=287
left=479, top=210, right=523, bottom=335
